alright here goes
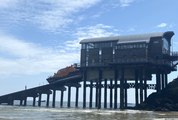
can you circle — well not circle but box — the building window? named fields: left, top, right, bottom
left=113, top=49, right=115, bottom=54
left=86, top=56, right=89, bottom=66
left=88, top=43, right=94, bottom=49
left=163, top=38, right=169, bottom=50
left=82, top=44, right=86, bottom=49
left=99, top=49, right=102, bottom=55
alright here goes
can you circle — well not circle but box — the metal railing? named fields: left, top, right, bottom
left=80, top=57, right=178, bottom=69
left=73, top=63, right=80, bottom=68
left=171, top=51, right=178, bottom=56
left=86, top=83, right=156, bottom=90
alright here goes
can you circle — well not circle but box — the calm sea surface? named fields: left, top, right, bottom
left=1, top=102, right=178, bottom=120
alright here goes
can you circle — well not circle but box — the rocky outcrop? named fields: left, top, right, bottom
left=137, top=77, right=178, bottom=111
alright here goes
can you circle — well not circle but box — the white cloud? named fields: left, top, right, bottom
left=0, top=33, right=79, bottom=76
left=157, top=23, right=167, bottom=28
left=61, top=24, right=119, bottom=52
left=0, top=35, right=43, bottom=58
left=75, top=24, right=118, bottom=39
left=0, top=0, right=101, bottom=33
left=119, top=0, right=135, bottom=7
left=0, top=24, right=119, bottom=76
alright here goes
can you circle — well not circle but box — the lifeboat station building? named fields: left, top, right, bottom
left=79, top=31, right=178, bottom=109
left=0, top=31, right=178, bottom=110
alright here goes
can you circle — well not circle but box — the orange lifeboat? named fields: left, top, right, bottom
left=47, top=65, right=81, bottom=83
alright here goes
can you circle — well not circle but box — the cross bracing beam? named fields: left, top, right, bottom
left=86, top=83, right=156, bottom=90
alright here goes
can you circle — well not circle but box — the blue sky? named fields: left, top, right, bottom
left=0, top=0, right=178, bottom=103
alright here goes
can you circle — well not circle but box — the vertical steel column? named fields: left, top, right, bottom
left=67, top=86, right=71, bottom=108
left=98, top=69, right=102, bottom=109
left=33, top=97, right=36, bottom=106
left=124, top=78, right=127, bottom=108
left=20, top=99, right=23, bottom=106
left=52, top=90, right=56, bottom=108
left=135, top=69, right=139, bottom=107
left=89, top=81, right=93, bottom=108
left=95, top=80, right=99, bottom=108
left=114, top=69, right=118, bottom=109
left=75, top=87, right=79, bottom=108
left=46, top=94, right=50, bottom=107
left=83, top=69, right=87, bottom=108
left=156, top=72, right=161, bottom=92
left=10, top=100, right=14, bottom=105
left=24, top=97, right=27, bottom=106
left=8, top=99, right=14, bottom=105
left=140, top=69, right=143, bottom=104
left=144, top=77, right=147, bottom=101
left=110, top=79, right=113, bottom=108
left=161, top=74, right=165, bottom=89
left=60, top=91, right=64, bottom=108
left=165, top=74, right=168, bottom=87
left=104, top=79, right=107, bottom=109
left=120, top=67, right=124, bottom=109
left=38, top=93, right=42, bottom=107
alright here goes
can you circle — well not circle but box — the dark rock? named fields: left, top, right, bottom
left=137, top=77, right=178, bottom=111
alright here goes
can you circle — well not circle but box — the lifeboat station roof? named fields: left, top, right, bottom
left=80, top=31, right=174, bottom=44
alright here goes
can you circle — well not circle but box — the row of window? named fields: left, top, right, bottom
left=81, top=42, right=117, bottom=49
left=82, top=41, right=170, bottom=54
left=83, top=57, right=149, bottom=66
left=85, top=49, right=146, bottom=56
left=82, top=42, right=147, bottom=50
left=116, top=43, right=147, bottom=49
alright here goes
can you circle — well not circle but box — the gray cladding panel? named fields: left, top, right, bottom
left=101, top=48, right=113, bottom=63
left=88, top=49, right=99, bottom=65
left=87, top=69, right=99, bottom=81
left=81, top=50, right=86, bottom=66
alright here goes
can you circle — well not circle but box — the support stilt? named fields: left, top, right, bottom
left=11, top=100, right=14, bottom=105
left=67, top=86, right=71, bottom=108
left=161, top=73, right=165, bottom=89
left=156, top=72, right=161, bottom=92
left=89, top=81, right=93, bottom=108
left=20, top=99, right=23, bottom=106
left=135, top=69, right=139, bottom=107
left=46, top=94, right=50, bottom=107
left=140, top=69, right=143, bottom=104
left=95, top=80, right=99, bottom=108
left=33, top=97, right=36, bottom=106
left=75, top=87, right=79, bottom=108
left=104, top=79, right=107, bottom=109
left=83, top=70, right=87, bottom=108
left=144, top=77, right=147, bottom=101
left=52, top=90, right=56, bottom=108
left=60, top=91, right=64, bottom=108
left=120, top=68, right=124, bottom=109
left=114, top=69, right=118, bottom=109
left=124, top=79, right=127, bottom=108
left=38, top=93, right=42, bottom=107
left=165, top=74, right=168, bottom=87
left=110, top=79, right=113, bottom=109
left=98, top=69, right=102, bottom=109
left=24, top=97, right=27, bottom=106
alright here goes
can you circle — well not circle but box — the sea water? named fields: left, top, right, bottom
left=1, top=102, right=178, bottom=120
